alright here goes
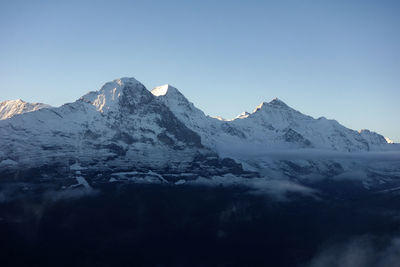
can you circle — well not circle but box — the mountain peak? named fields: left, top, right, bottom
left=100, top=77, right=143, bottom=95
left=269, top=98, right=289, bottom=107
left=252, top=98, right=290, bottom=113
left=235, top=111, right=250, bottom=119
left=0, top=99, right=50, bottom=120
left=80, top=77, right=150, bottom=113
left=151, top=84, right=191, bottom=107
left=151, top=84, right=180, bottom=97
left=115, top=77, right=140, bottom=85
left=358, top=129, right=388, bottom=146
left=2, top=99, right=26, bottom=105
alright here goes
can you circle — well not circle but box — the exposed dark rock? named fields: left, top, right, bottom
left=157, top=132, right=175, bottom=146
left=156, top=107, right=202, bottom=148
left=283, top=128, right=313, bottom=148
left=222, top=123, right=246, bottom=138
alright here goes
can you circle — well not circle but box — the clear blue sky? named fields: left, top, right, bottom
left=1, top=0, right=399, bottom=141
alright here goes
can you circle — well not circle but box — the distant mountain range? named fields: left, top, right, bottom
left=0, top=77, right=399, bottom=190
left=0, top=99, right=50, bottom=120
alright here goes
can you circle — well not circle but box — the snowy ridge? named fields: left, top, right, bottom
left=235, top=112, right=250, bottom=120
left=0, top=99, right=50, bottom=120
left=152, top=87, right=395, bottom=155
left=0, top=76, right=399, bottom=188
left=0, top=78, right=244, bottom=180
left=385, top=137, right=394, bottom=144
left=149, top=82, right=399, bottom=186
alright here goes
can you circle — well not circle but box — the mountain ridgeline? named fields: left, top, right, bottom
left=0, top=77, right=398, bottom=186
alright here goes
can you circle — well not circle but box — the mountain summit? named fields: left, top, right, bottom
left=80, top=78, right=152, bottom=113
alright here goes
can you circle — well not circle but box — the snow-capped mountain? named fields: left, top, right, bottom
left=152, top=86, right=393, bottom=155
left=0, top=78, right=245, bottom=181
left=150, top=83, right=399, bottom=185
left=0, top=99, right=50, bottom=120
left=0, top=77, right=398, bottom=187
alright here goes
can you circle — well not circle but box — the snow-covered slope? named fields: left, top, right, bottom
left=150, top=84, right=399, bottom=185
left=151, top=88, right=393, bottom=155
left=0, top=78, right=245, bottom=180
left=227, top=99, right=392, bottom=152
left=0, top=99, right=50, bottom=120
left=0, top=77, right=398, bottom=187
